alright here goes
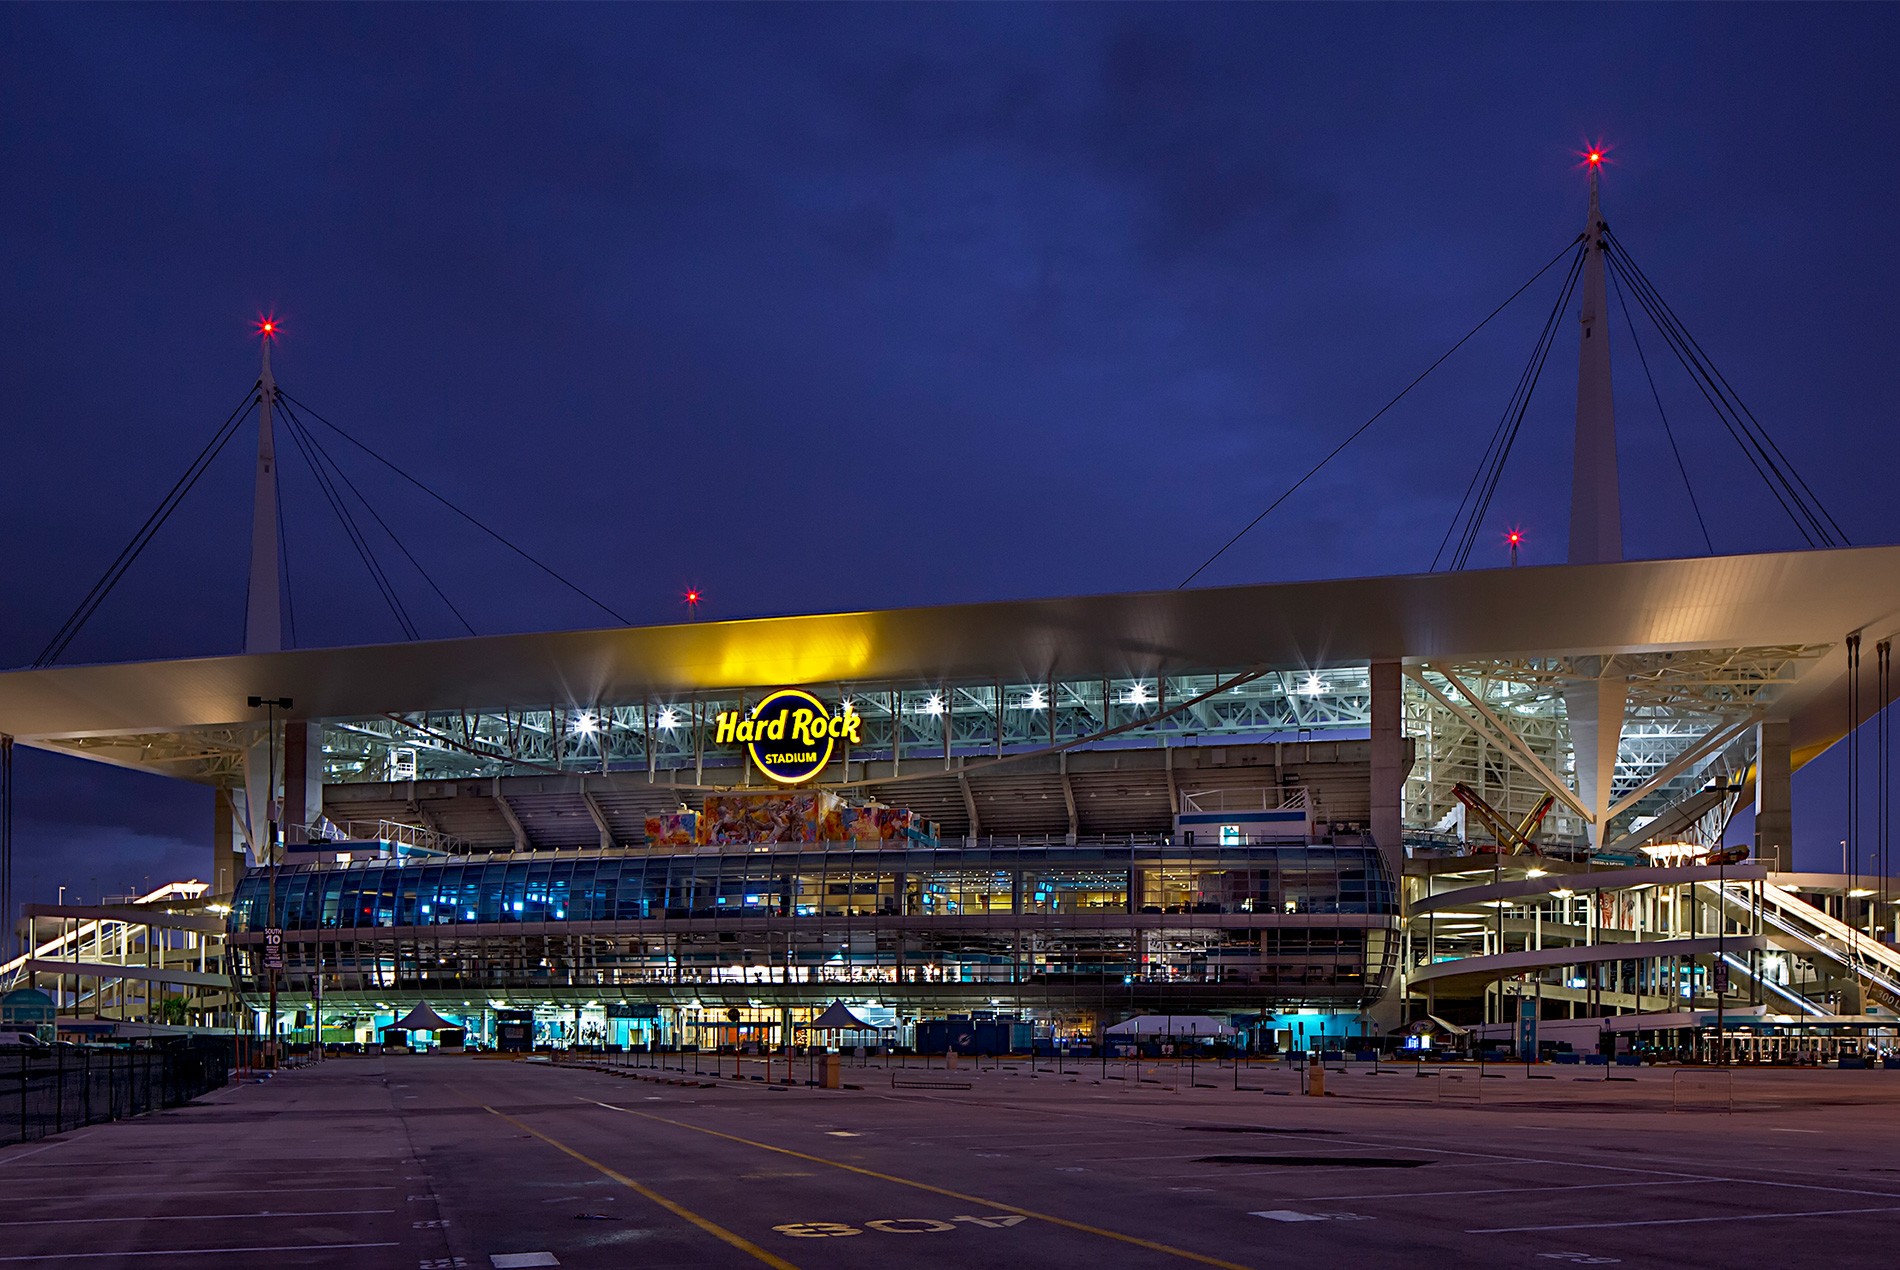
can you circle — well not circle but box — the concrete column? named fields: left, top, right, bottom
left=1369, top=660, right=1404, bottom=878
left=213, top=787, right=244, bottom=899
left=1754, top=719, right=1792, bottom=871
left=1565, top=665, right=1626, bottom=848
left=282, top=722, right=309, bottom=846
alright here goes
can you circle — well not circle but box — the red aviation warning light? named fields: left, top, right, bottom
left=257, top=317, right=278, bottom=338
left=683, top=588, right=702, bottom=620
left=1506, top=528, right=1523, bottom=566
left=1587, top=151, right=1602, bottom=165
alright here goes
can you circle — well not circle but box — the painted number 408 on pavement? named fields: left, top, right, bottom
left=774, top=1215, right=1028, bottom=1237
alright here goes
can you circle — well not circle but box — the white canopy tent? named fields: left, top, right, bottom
left=390, top=1002, right=460, bottom=1032
left=803, top=1000, right=874, bottom=1031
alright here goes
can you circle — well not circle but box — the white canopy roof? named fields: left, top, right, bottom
left=1, top=547, right=1895, bottom=776
left=804, top=1000, right=876, bottom=1031
left=1105, top=1014, right=1236, bottom=1037
left=389, top=1002, right=460, bottom=1032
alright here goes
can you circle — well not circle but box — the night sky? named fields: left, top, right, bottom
left=3, top=4, right=1897, bottom=905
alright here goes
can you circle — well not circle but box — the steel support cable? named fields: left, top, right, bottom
left=277, top=396, right=420, bottom=640
left=1445, top=252, right=1581, bottom=569
left=1607, top=230, right=1848, bottom=546
left=1849, top=633, right=1862, bottom=894
left=1606, top=264, right=1715, bottom=555
left=276, top=389, right=631, bottom=625
left=1602, top=240, right=1823, bottom=542
left=34, top=386, right=261, bottom=667
left=1468, top=245, right=1587, bottom=517
left=1440, top=244, right=1585, bottom=570
left=1432, top=243, right=1587, bottom=571
left=278, top=400, right=477, bottom=637
left=276, top=402, right=422, bottom=639
left=1606, top=250, right=1823, bottom=548
left=1600, top=246, right=1820, bottom=546
left=1879, top=639, right=1892, bottom=908
left=1, top=735, right=11, bottom=963
left=1449, top=251, right=1585, bottom=570
left=1603, top=233, right=1848, bottom=546
left=1430, top=271, right=1558, bottom=572
left=281, top=403, right=415, bottom=640
left=1177, top=235, right=1585, bottom=589
left=287, top=407, right=421, bottom=641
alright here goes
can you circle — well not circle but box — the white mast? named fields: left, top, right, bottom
left=1568, top=153, right=1622, bottom=565
left=1565, top=153, right=1626, bottom=849
left=245, top=324, right=283, bottom=654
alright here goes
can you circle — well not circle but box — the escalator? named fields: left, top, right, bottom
left=1708, top=878, right=1900, bottom=1015
left=1714, top=950, right=1827, bottom=1018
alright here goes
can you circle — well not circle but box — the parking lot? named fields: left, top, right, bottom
left=4, top=1054, right=1900, bottom=1267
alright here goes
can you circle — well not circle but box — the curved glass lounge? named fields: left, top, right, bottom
left=229, top=839, right=1398, bottom=1037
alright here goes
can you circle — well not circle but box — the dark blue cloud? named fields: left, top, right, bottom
left=1, top=2, right=1896, bottom=897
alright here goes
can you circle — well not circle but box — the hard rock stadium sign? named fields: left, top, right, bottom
left=713, top=689, right=862, bottom=785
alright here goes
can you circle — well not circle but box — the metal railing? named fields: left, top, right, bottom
left=1, top=1042, right=230, bottom=1148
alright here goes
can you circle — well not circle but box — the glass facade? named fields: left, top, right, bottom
left=228, top=840, right=1397, bottom=1026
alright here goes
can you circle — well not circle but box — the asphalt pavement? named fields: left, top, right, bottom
left=4, top=1053, right=1900, bottom=1268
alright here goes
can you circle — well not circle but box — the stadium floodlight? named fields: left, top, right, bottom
left=1125, top=682, right=1152, bottom=705
left=575, top=713, right=598, bottom=735
left=1301, top=674, right=1324, bottom=697
left=925, top=694, right=943, bottom=716
left=1022, top=687, right=1047, bottom=711
left=657, top=707, right=679, bottom=730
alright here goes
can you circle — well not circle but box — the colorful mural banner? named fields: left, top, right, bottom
left=644, top=794, right=941, bottom=847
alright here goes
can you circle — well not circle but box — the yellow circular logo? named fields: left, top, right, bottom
left=716, top=689, right=861, bottom=785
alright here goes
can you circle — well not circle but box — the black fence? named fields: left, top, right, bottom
left=2, top=1040, right=232, bottom=1148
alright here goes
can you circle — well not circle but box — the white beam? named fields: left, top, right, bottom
left=1605, top=711, right=1759, bottom=823
left=491, top=776, right=529, bottom=851
left=1409, top=666, right=1592, bottom=823
left=579, top=775, right=614, bottom=850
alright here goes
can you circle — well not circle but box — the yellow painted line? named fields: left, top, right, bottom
left=479, top=1104, right=801, bottom=1270
left=588, top=1100, right=1258, bottom=1270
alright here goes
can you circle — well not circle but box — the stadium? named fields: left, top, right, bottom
left=2, top=165, right=1897, bottom=1062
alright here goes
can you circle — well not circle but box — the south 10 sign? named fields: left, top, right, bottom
left=713, top=689, right=863, bottom=785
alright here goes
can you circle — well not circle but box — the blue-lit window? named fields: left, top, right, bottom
left=556, top=861, right=576, bottom=919
left=412, top=865, right=441, bottom=923
left=615, top=860, right=650, bottom=920
left=523, top=859, right=554, bottom=920
left=498, top=861, right=529, bottom=922
left=280, top=873, right=312, bottom=930
left=435, top=865, right=465, bottom=923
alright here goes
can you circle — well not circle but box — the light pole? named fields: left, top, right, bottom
left=249, top=695, right=293, bottom=1067
left=1715, top=848, right=1726, bottom=1066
